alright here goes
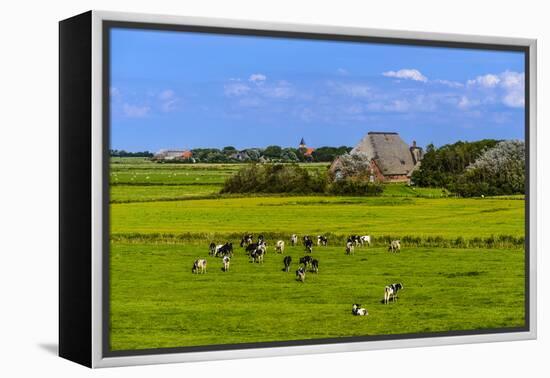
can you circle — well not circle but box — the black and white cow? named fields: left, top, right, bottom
left=245, top=242, right=259, bottom=255
left=345, top=241, right=355, bottom=255
left=296, top=267, right=306, bottom=283
left=384, top=283, right=403, bottom=304
left=317, top=235, right=328, bottom=246
left=209, top=242, right=216, bottom=256
left=347, top=235, right=360, bottom=247
left=192, top=259, right=207, bottom=274
left=258, top=234, right=265, bottom=245
left=352, top=304, right=368, bottom=316
left=250, top=245, right=265, bottom=264
left=304, top=238, right=313, bottom=253
left=299, top=255, right=313, bottom=268
left=311, top=259, right=319, bottom=273
left=388, top=240, right=401, bottom=253
left=359, top=235, right=371, bottom=247
left=275, top=240, right=285, bottom=254
left=215, top=242, right=233, bottom=257
left=222, top=255, right=230, bottom=272
left=283, top=255, right=292, bottom=272
left=290, top=234, right=298, bottom=246
left=240, top=234, right=253, bottom=247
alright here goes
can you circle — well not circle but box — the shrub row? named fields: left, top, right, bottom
left=220, top=163, right=382, bottom=196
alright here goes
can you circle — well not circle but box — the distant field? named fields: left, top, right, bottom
left=110, top=242, right=525, bottom=350
left=111, top=195, right=524, bottom=239
left=108, top=157, right=526, bottom=351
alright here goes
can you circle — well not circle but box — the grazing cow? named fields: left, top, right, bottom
left=304, top=238, right=313, bottom=253
left=245, top=242, right=259, bottom=255
left=215, top=242, right=233, bottom=257
left=283, top=256, right=292, bottom=272
left=347, top=235, right=361, bottom=247
left=296, top=267, right=306, bottom=283
left=290, top=234, right=298, bottom=246
left=311, top=259, right=319, bottom=273
left=251, top=246, right=265, bottom=264
left=303, top=235, right=311, bottom=245
left=317, top=235, right=328, bottom=246
left=388, top=240, right=401, bottom=253
left=275, top=240, right=285, bottom=254
left=222, top=255, right=230, bottom=271
left=192, top=259, right=207, bottom=274
left=299, top=255, right=313, bottom=268
left=352, top=304, right=368, bottom=316
left=345, top=241, right=355, bottom=255
left=240, top=234, right=253, bottom=247
left=384, top=283, right=403, bottom=304
left=258, top=234, right=265, bottom=244
left=359, top=235, right=371, bottom=247
left=209, top=242, right=216, bottom=256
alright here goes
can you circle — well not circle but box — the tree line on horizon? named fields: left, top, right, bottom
left=110, top=145, right=353, bottom=163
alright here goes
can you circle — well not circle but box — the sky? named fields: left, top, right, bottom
left=109, top=28, right=525, bottom=152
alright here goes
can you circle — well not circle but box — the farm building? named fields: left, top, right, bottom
left=330, top=132, right=423, bottom=183
left=153, top=149, right=193, bottom=161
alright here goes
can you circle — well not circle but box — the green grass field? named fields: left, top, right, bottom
left=109, top=158, right=526, bottom=351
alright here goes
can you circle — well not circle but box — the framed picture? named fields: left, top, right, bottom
left=59, top=10, right=537, bottom=368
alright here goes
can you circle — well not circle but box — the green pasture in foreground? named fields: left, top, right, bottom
left=110, top=195, right=524, bottom=238
left=110, top=242, right=525, bottom=351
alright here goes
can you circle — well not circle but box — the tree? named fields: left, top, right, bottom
left=411, top=139, right=499, bottom=188
left=311, top=146, right=352, bottom=162
left=262, top=145, right=283, bottom=159
left=452, top=140, right=525, bottom=197
left=329, top=152, right=372, bottom=181
left=280, top=148, right=299, bottom=162
left=222, top=146, right=237, bottom=154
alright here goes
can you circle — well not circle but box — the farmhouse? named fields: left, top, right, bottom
left=153, top=149, right=193, bottom=161
left=331, top=132, right=423, bottom=183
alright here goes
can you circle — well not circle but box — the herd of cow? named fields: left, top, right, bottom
left=191, top=233, right=404, bottom=316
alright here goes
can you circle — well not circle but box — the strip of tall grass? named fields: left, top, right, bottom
left=111, top=232, right=524, bottom=249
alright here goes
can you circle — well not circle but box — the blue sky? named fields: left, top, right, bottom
left=110, top=28, right=525, bottom=152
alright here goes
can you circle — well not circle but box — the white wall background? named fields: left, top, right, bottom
left=0, top=0, right=546, bottom=376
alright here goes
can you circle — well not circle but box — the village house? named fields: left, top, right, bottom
left=330, top=132, right=423, bottom=183
left=153, top=149, right=193, bottom=161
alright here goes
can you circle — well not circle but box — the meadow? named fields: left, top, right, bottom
left=109, top=158, right=526, bottom=351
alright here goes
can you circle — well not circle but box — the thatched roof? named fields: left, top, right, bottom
left=351, top=132, right=416, bottom=176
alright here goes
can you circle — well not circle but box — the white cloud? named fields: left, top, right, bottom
left=457, top=96, right=480, bottom=110
left=434, top=79, right=464, bottom=88
left=383, top=68, right=428, bottom=82
left=466, top=71, right=524, bottom=108
left=123, top=103, right=150, bottom=118
left=500, top=71, right=525, bottom=108
left=260, top=81, right=294, bottom=99
left=467, top=74, right=500, bottom=88
left=385, top=99, right=411, bottom=112
left=158, top=89, right=180, bottom=112
left=224, top=82, right=251, bottom=97
left=249, top=73, right=267, bottom=84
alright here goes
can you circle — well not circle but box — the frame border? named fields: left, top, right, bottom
left=91, top=10, right=537, bottom=368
